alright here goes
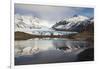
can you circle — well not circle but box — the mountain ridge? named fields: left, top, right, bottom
left=52, top=15, right=94, bottom=32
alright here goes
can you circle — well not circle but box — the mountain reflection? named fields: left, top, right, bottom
left=15, top=38, right=93, bottom=65
left=53, top=40, right=89, bottom=52
left=15, top=38, right=90, bottom=57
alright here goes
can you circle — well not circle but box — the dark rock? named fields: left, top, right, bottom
left=77, top=48, right=94, bottom=61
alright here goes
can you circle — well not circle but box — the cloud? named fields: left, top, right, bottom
left=15, top=3, right=94, bottom=23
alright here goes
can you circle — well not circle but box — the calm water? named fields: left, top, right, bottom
left=15, top=38, right=92, bottom=65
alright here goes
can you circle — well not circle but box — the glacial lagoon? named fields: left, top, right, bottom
left=15, top=38, right=93, bottom=65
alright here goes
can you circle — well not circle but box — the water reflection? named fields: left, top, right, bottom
left=53, top=40, right=89, bottom=52
left=15, top=38, right=92, bottom=65
left=15, top=39, right=55, bottom=57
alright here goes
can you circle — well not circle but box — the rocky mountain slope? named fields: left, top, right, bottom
left=52, top=15, right=94, bottom=32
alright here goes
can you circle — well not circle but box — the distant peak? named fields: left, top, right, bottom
left=73, top=15, right=88, bottom=18
left=73, top=14, right=78, bottom=17
left=72, top=15, right=89, bottom=20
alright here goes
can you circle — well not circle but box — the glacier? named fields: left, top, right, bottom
left=14, top=14, right=78, bottom=36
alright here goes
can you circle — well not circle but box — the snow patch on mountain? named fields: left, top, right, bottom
left=14, top=14, right=50, bottom=31
left=15, top=14, right=40, bottom=29
left=52, top=15, right=94, bottom=32
left=64, top=15, right=89, bottom=23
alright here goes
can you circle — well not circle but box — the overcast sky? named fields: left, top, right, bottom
left=14, top=3, right=94, bottom=27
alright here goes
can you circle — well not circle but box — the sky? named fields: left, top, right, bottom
left=14, top=3, right=94, bottom=27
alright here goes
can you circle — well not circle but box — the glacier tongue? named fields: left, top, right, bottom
left=15, top=14, right=92, bottom=36
left=14, top=14, right=56, bottom=35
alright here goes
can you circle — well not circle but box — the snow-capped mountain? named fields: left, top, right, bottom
left=52, top=15, right=94, bottom=32
left=64, top=15, right=89, bottom=23
left=15, top=14, right=62, bottom=36
left=15, top=14, right=41, bottom=29
left=14, top=14, right=51, bottom=31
